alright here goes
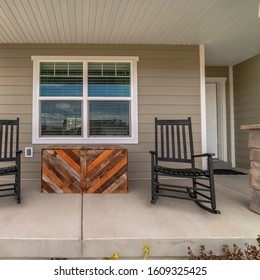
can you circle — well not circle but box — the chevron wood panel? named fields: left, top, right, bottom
left=41, top=148, right=81, bottom=193
left=84, top=148, right=128, bottom=193
left=41, top=146, right=128, bottom=193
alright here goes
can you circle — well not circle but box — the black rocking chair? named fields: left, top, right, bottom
left=0, top=118, right=22, bottom=203
left=150, top=117, right=220, bottom=214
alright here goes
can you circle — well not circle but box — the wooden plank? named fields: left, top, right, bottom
left=86, top=149, right=123, bottom=180
left=85, top=151, right=128, bottom=193
left=41, top=149, right=81, bottom=193
left=80, top=149, right=87, bottom=193
left=85, top=148, right=128, bottom=193
left=102, top=173, right=128, bottom=193
left=55, top=149, right=81, bottom=174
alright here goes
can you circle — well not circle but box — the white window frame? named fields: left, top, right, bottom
left=31, top=56, right=139, bottom=144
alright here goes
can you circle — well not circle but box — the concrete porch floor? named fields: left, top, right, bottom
left=0, top=173, right=259, bottom=259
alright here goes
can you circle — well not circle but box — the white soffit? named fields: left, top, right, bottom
left=0, top=0, right=259, bottom=66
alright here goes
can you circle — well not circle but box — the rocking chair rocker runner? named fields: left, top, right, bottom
left=150, top=118, right=220, bottom=214
left=0, top=118, right=22, bottom=203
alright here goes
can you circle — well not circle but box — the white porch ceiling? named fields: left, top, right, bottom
left=0, top=0, right=259, bottom=66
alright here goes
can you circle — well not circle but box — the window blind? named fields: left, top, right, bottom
left=40, top=62, right=83, bottom=97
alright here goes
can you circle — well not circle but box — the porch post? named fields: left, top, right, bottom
left=229, top=66, right=236, bottom=167
left=199, top=44, right=207, bottom=169
left=240, top=124, right=260, bottom=215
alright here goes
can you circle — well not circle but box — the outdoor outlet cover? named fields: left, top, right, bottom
left=25, top=147, right=33, bottom=157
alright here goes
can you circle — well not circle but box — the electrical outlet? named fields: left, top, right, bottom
left=25, top=147, right=33, bottom=158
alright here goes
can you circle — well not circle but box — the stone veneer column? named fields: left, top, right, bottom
left=241, top=124, right=260, bottom=214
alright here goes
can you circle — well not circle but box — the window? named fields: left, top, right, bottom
left=40, top=62, right=83, bottom=137
left=32, top=56, right=139, bottom=144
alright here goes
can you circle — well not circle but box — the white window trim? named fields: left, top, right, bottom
left=31, top=56, right=139, bottom=144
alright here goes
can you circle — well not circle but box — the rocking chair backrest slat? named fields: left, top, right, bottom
left=166, top=125, right=170, bottom=158
left=182, top=124, right=187, bottom=160
left=160, top=125, right=164, bottom=158
left=0, top=119, right=19, bottom=162
left=171, top=124, right=175, bottom=158
left=0, top=125, right=2, bottom=156
left=10, top=124, right=14, bottom=157
left=176, top=124, right=181, bottom=159
left=155, top=117, right=194, bottom=163
left=4, top=124, right=9, bottom=158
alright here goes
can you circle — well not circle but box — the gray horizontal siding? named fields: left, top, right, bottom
left=234, top=54, right=260, bottom=169
left=0, top=44, right=201, bottom=182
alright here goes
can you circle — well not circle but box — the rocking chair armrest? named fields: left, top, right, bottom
left=192, top=153, right=215, bottom=158
left=192, top=153, right=215, bottom=172
left=149, top=150, right=158, bottom=166
left=16, top=150, right=23, bottom=155
left=149, top=150, right=158, bottom=160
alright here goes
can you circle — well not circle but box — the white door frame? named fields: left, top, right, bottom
left=206, top=77, right=227, bottom=162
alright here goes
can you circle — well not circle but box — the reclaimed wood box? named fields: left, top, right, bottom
left=41, top=146, right=128, bottom=194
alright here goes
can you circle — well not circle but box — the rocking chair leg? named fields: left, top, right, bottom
left=151, top=174, right=158, bottom=204
left=15, top=173, right=21, bottom=204
left=186, top=178, right=220, bottom=214
left=190, top=178, right=197, bottom=198
left=209, top=176, right=216, bottom=210
left=16, top=183, right=21, bottom=204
